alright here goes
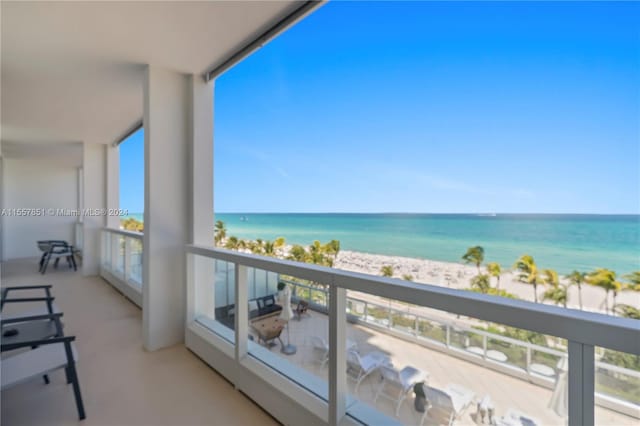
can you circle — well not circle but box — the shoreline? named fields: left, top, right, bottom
left=334, top=250, right=640, bottom=314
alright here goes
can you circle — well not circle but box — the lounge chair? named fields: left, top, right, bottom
left=346, top=349, right=391, bottom=394
left=374, top=365, right=428, bottom=416
left=310, top=336, right=329, bottom=368
left=1, top=313, right=85, bottom=420
left=1, top=285, right=57, bottom=316
left=38, top=241, right=77, bottom=274
left=420, top=383, right=475, bottom=425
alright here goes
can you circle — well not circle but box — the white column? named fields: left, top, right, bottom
left=105, top=145, right=120, bottom=229
left=143, top=66, right=213, bottom=350
left=329, top=285, right=347, bottom=425
left=82, top=143, right=107, bottom=275
left=185, top=76, right=216, bottom=327
left=189, top=76, right=214, bottom=245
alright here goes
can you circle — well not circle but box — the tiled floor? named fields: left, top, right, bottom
left=1, top=258, right=278, bottom=426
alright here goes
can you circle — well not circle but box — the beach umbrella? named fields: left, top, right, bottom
left=548, top=356, right=568, bottom=419
left=279, top=285, right=296, bottom=354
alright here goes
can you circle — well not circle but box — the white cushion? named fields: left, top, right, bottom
left=248, top=300, right=258, bottom=312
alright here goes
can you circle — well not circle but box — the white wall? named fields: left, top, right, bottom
left=82, top=143, right=107, bottom=275
left=2, top=158, right=78, bottom=259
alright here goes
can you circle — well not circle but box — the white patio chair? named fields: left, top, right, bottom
left=420, top=383, right=475, bottom=426
left=346, top=349, right=390, bottom=394
left=309, top=336, right=329, bottom=368
left=374, top=365, right=427, bottom=416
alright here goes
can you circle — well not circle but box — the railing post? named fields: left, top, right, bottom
left=446, top=323, right=451, bottom=348
left=235, top=264, right=249, bottom=362
left=364, top=302, right=368, bottom=322
left=482, top=334, right=488, bottom=360
left=124, top=237, right=132, bottom=282
left=526, top=346, right=532, bottom=374
left=568, top=341, right=595, bottom=426
left=329, top=283, right=346, bottom=426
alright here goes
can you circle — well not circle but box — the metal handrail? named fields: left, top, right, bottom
left=187, top=245, right=639, bottom=356
left=102, top=227, right=143, bottom=239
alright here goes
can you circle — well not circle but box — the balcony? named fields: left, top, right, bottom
left=1, top=257, right=277, bottom=425
left=2, top=2, right=638, bottom=425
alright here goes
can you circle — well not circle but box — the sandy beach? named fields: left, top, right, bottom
left=334, top=250, right=640, bottom=314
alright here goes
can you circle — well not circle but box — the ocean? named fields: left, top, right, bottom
left=125, top=213, right=639, bottom=275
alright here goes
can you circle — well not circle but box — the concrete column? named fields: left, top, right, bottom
left=143, top=66, right=213, bottom=350
left=82, top=143, right=107, bottom=276
left=105, top=145, right=120, bottom=229
left=187, top=76, right=216, bottom=325
left=189, top=76, right=214, bottom=245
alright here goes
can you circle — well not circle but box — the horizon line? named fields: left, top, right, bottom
left=122, top=211, right=640, bottom=216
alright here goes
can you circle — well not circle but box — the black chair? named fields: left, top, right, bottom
left=1, top=313, right=86, bottom=421
left=38, top=241, right=77, bottom=274
left=1, top=284, right=56, bottom=314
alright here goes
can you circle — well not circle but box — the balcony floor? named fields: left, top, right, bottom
left=1, top=258, right=278, bottom=426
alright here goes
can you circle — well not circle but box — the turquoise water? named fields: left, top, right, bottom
left=125, top=213, right=639, bottom=275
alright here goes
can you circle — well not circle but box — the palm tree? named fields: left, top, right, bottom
left=613, top=304, right=640, bottom=320
left=273, top=237, right=286, bottom=257
left=214, top=220, right=226, bottom=246
left=224, top=236, right=239, bottom=250
left=324, top=239, right=341, bottom=263
left=567, top=270, right=586, bottom=310
left=380, top=265, right=394, bottom=277
left=542, top=269, right=559, bottom=287
left=586, top=268, right=617, bottom=314
left=543, top=285, right=568, bottom=308
left=263, top=240, right=276, bottom=257
left=514, top=254, right=541, bottom=303
left=287, top=244, right=307, bottom=263
left=486, top=262, right=502, bottom=289
left=462, top=246, right=485, bottom=274
left=471, top=274, right=491, bottom=294
left=623, top=271, right=640, bottom=290
left=612, top=281, right=623, bottom=312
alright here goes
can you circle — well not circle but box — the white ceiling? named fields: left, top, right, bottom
left=1, top=1, right=307, bottom=148
left=2, top=141, right=83, bottom=168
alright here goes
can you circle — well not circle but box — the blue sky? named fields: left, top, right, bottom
left=120, top=1, right=639, bottom=214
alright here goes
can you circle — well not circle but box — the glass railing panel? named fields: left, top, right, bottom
left=128, top=237, right=143, bottom=286
left=247, top=272, right=329, bottom=402
left=448, top=326, right=484, bottom=357
left=390, top=309, right=416, bottom=336
left=365, top=303, right=390, bottom=328
left=101, top=231, right=111, bottom=268
left=529, top=347, right=563, bottom=380
left=485, top=335, right=527, bottom=370
left=346, top=299, right=366, bottom=320
left=416, top=317, right=447, bottom=345
left=114, top=234, right=125, bottom=275
left=210, top=259, right=235, bottom=338
left=341, top=295, right=584, bottom=426
left=595, top=346, right=640, bottom=425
